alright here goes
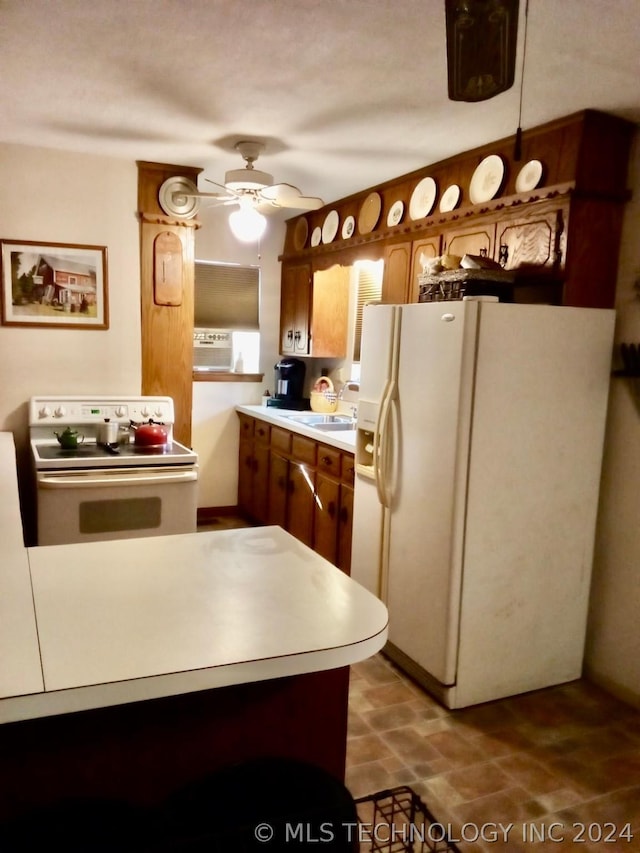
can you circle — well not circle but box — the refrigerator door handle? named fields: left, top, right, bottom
left=375, top=377, right=396, bottom=508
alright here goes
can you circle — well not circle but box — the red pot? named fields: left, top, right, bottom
left=130, top=419, right=169, bottom=447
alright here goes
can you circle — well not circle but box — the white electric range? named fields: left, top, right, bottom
left=29, top=396, right=199, bottom=545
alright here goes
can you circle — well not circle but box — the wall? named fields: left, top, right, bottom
left=0, top=143, right=141, bottom=542
left=191, top=205, right=285, bottom=509
left=585, top=134, right=640, bottom=704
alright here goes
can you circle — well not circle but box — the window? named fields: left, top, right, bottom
left=194, top=261, right=260, bottom=373
left=194, top=260, right=259, bottom=330
left=352, top=259, right=383, bottom=362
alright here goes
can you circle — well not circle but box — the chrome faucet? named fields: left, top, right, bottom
left=338, top=381, right=360, bottom=418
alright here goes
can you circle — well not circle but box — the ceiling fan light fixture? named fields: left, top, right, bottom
left=228, top=205, right=267, bottom=243
left=224, top=167, right=274, bottom=191
left=445, top=0, right=519, bottom=102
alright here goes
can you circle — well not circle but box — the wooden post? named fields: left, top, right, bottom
left=137, top=161, right=202, bottom=446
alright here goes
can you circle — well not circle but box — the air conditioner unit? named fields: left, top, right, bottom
left=193, top=329, right=233, bottom=371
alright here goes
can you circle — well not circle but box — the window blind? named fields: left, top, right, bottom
left=353, top=264, right=383, bottom=361
left=194, top=261, right=259, bottom=330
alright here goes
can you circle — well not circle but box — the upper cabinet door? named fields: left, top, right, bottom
left=495, top=200, right=567, bottom=274
left=443, top=222, right=496, bottom=260
left=381, top=242, right=411, bottom=304
left=280, top=264, right=311, bottom=355
left=409, top=235, right=441, bottom=303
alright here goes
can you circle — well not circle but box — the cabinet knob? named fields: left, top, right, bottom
left=328, top=501, right=337, bottom=519
left=287, top=330, right=293, bottom=342
left=321, top=455, right=333, bottom=466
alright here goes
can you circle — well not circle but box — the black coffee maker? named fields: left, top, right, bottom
left=268, top=358, right=309, bottom=410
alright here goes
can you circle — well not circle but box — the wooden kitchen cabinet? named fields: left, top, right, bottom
left=442, top=221, right=495, bottom=260
left=381, top=241, right=412, bottom=304
left=237, top=414, right=270, bottom=525
left=279, top=263, right=350, bottom=357
left=409, top=235, right=441, bottom=303
left=495, top=198, right=567, bottom=274
left=268, top=430, right=316, bottom=548
left=238, top=414, right=355, bottom=571
left=280, top=264, right=311, bottom=355
left=314, top=445, right=354, bottom=574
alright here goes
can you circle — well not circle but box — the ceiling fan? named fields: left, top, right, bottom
left=158, top=140, right=325, bottom=228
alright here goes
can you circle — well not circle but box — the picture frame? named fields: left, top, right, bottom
left=0, top=240, right=108, bottom=329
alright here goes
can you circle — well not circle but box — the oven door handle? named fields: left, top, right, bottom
left=37, top=469, right=198, bottom=488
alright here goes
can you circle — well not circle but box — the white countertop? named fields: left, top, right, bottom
left=0, top=433, right=387, bottom=725
left=236, top=405, right=357, bottom=452
left=0, top=434, right=44, bottom=702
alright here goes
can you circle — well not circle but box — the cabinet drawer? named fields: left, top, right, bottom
left=238, top=413, right=254, bottom=439
left=254, top=421, right=270, bottom=444
left=341, top=453, right=355, bottom=486
left=292, top=434, right=317, bottom=466
left=317, top=445, right=341, bottom=477
left=271, top=426, right=292, bottom=454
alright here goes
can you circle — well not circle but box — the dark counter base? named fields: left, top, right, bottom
left=0, top=667, right=350, bottom=822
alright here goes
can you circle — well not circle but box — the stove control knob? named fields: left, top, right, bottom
left=38, top=406, right=51, bottom=418
left=115, top=406, right=126, bottom=417
left=54, top=406, right=66, bottom=418
left=141, top=406, right=150, bottom=418
left=154, top=407, right=164, bottom=419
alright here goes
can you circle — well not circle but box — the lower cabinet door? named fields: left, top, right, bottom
left=268, top=451, right=289, bottom=529
left=337, top=483, right=354, bottom=575
left=252, top=442, right=270, bottom=524
left=314, top=473, right=340, bottom=565
left=287, top=462, right=316, bottom=548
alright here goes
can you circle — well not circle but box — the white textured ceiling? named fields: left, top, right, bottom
left=1, top=0, right=639, bottom=206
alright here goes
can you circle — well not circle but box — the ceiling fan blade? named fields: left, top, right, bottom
left=259, top=183, right=324, bottom=210
left=276, top=195, right=325, bottom=211
left=203, top=177, right=241, bottom=201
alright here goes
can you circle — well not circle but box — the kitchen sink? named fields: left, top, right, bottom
left=284, top=413, right=356, bottom=431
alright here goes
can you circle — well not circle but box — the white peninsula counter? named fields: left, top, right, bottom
left=0, top=432, right=387, bottom=820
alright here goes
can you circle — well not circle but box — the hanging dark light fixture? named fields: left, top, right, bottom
left=445, top=0, right=520, bottom=102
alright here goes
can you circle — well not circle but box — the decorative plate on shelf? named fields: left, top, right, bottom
left=358, top=192, right=382, bottom=234
left=439, top=184, right=461, bottom=213
left=515, top=159, right=544, bottom=193
left=310, top=226, right=322, bottom=247
left=469, top=154, right=505, bottom=204
left=321, top=209, right=340, bottom=244
left=409, top=176, right=437, bottom=220
left=293, top=217, right=309, bottom=250
left=342, top=215, right=355, bottom=239
left=387, top=200, right=405, bottom=227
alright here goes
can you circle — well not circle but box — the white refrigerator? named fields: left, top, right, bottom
left=351, top=298, right=615, bottom=708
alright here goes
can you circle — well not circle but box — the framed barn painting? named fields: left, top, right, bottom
left=0, top=240, right=109, bottom=329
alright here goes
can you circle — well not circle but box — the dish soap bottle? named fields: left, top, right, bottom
left=234, top=352, right=244, bottom=373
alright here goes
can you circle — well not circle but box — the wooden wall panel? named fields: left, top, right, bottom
left=137, top=162, right=202, bottom=446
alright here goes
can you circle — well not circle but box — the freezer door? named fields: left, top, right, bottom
left=351, top=304, right=399, bottom=594
left=385, top=301, right=478, bottom=686
left=356, top=303, right=398, bottom=435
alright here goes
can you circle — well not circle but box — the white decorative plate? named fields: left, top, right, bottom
left=409, top=177, right=437, bottom=220
left=387, top=200, right=404, bottom=227
left=310, top=226, right=322, bottom=247
left=515, top=159, right=543, bottom=193
left=439, top=184, right=461, bottom=213
left=321, top=209, right=340, bottom=244
left=469, top=154, right=505, bottom=204
left=342, top=215, right=355, bottom=239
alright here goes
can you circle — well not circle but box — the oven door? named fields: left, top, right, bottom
left=36, top=466, right=198, bottom=545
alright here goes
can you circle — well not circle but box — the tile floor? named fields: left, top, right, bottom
left=347, top=655, right=640, bottom=852
left=198, top=520, right=640, bottom=850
